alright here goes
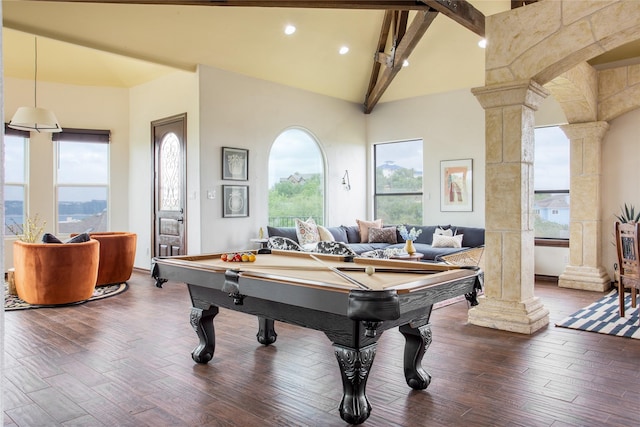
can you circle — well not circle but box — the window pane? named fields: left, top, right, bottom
left=375, top=140, right=423, bottom=194
left=534, top=126, right=569, bottom=191
left=534, top=126, right=570, bottom=239
left=57, top=141, right=108, bottom=184
left=534, top=192, right=570, bottom=239
left=375, top=194, right=423, bottom=225
left=58, top=186, right=108, bottom=233
left=4, top=185, right=25, bottom=234
left=268, top=129, right=325, bottom=226
left=4, top=135, right=26, bottom=182
left=374, top=140, right=423, bottom=224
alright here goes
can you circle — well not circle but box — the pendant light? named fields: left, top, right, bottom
left=8, top=37, right=62, bottom=133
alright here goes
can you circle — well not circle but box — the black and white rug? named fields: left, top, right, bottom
left=5, top=282, right=128, bottom=311
left=555, top=291, right=639, bottom=339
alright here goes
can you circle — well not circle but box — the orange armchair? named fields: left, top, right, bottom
left=13, top=239, right=100, bottom=305
left=86, top=232, right=137, bottom=286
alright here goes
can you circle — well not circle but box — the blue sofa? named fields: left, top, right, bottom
left=267, top=224, right=484, bottom=262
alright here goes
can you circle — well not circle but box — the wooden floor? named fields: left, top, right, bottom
left=4, top=270, right=639, bottom=426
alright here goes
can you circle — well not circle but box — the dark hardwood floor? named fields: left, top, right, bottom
left=4, top=271, right=639, bottom=426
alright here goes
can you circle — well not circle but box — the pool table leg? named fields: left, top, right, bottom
left=334, top=344, right=376, bottom=425
left=256, top=317, right=277, bottom=345
left=190, top=306, right=219, bottom=364
left=399, top=322, right=432, bottom=390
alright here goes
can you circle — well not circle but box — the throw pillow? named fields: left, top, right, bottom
left=356, top=218, right=382, bottom=243
left=317, top=225, right=336, bottom=242
left=434, top=227, right=453, bottom=237
left=368, top=227, right=398, bottom=244
left=66, top=233, right=91, bottom=244
left=42, top=233, right=63, bottom=244
left=432, top=233, right=464, bottom=248
left=295, top=217, right=320, bottom=246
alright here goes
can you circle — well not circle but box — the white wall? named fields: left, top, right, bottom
left=602, top=108, right=640, bottom=280
left=4, top=77, right=129, bottom=269
left=366, top=88, right=486, bottom=227
left=197, top=65, right=367, bottom=254
left=129, top=70, right=199, bottom=269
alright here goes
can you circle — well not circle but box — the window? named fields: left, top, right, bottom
left=4, top=126, right=29, bottom=234
left=534, top=126, right=570, bottom=240
left=374, top=140, right=423, bottom=224
left=268, top=128, right=325, bottom=226
left=53, top=129, right=110, bottom=234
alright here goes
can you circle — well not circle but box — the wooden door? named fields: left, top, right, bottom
left=152, top=113, right=187, bottom=257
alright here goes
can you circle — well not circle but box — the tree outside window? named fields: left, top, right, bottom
left=268, top=129, right=325, bottom=226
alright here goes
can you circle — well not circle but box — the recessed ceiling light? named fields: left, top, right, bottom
left=339, top=46, right=349, bottom=55
left=403, top=59, right=409, bottom=67
left=478, top=38, right=487, bottom=49
left=284, top=25, right=296, bottom=35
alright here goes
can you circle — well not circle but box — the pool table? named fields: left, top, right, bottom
left=151, top=249, right=482, bottom=425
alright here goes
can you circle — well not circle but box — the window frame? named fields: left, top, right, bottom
left=3, top=126, right=29, bottom=236
left=533, top=125, right=570, bottom=244
left=53, top=128, right=111, bottom=235
left=373, top=139, right=424, bottom=224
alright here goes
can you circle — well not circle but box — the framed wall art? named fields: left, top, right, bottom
left=222, top=185, right=249, bottom=218
left=441, top=159, right=473, bottom=212
left=222, top=147, right=248, bottom=181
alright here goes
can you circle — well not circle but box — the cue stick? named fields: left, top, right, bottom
left=308, top=253, right=371, bottom=290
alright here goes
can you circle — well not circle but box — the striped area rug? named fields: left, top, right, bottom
left=555, top=291, right=639, bottom=339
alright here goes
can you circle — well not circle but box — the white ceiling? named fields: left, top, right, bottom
left=3, top=1, right=639, bottom=107
left=2, top=1, right=512, bottom=106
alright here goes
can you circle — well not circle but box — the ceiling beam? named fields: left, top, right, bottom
left=364, top=9, right=438, bottom=114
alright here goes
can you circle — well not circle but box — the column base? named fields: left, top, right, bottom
left=558, top=265, right=611, bottom=292
left=468, top=296, right=549, bottom=334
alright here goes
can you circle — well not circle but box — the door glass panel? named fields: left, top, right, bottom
left=160, top=132, right=180, bottom=211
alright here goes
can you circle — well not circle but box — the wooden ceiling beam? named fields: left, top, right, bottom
left=364, top=9, right=438, bottom=114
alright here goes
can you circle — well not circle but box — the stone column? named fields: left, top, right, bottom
left=558, top=122, right=611, bottom=291
left=470, top=80, right=550, bottom=334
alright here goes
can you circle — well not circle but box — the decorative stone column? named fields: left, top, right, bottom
left=558, top=122, right=611, bottom=291
left=470, top=80, right=550, bottom=334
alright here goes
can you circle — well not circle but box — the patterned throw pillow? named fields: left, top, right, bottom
left=368, top=227, right=398, bottom=244
left=356, top=218, right=383, bottom=243
left=431, top=233, right=464, bottom=248
left=295, top=217, right=320, bottom=246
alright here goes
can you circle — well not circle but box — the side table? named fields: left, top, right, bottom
left=250, top=238, right=269, bottom=249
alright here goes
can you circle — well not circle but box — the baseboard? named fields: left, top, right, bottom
left=535, top=274, right=558, bottom=283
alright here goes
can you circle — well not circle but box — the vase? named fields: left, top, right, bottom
left=404, top=239, right=416, bottom=255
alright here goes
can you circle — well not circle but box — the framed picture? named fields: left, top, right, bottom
left=222, top=185, right=249, bottom=218
left=441, top=159, right=473, bottom=212
left=222, top=147, right=248, bottom=181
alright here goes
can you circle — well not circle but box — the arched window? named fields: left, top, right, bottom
left=268, top=128, right=325, bottom=226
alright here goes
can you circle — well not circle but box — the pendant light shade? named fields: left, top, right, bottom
left=9, top=106, right=62, bottom=133
left=8, top=37, right=62, bottom=133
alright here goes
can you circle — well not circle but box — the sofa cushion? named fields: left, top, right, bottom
left=341, top=225, right=361, bottom=243
left=267, top=226, right=299, bottom=243
left=66, top=232, right=91, bottom=244
left=327, top=226, right=349, bottom=243
left=356, top=219, right=382, bottom=243
left=454, top=226, right=485, bottom=248
left=368, top=227, right=397, bottom=244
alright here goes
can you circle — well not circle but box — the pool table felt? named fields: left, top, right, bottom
left=158, top=250, right=475, bottom=294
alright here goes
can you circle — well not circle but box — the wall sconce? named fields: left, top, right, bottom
left=9, top=37, right=62, bottom=133
left=341, top=170, right=351, bottom=191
